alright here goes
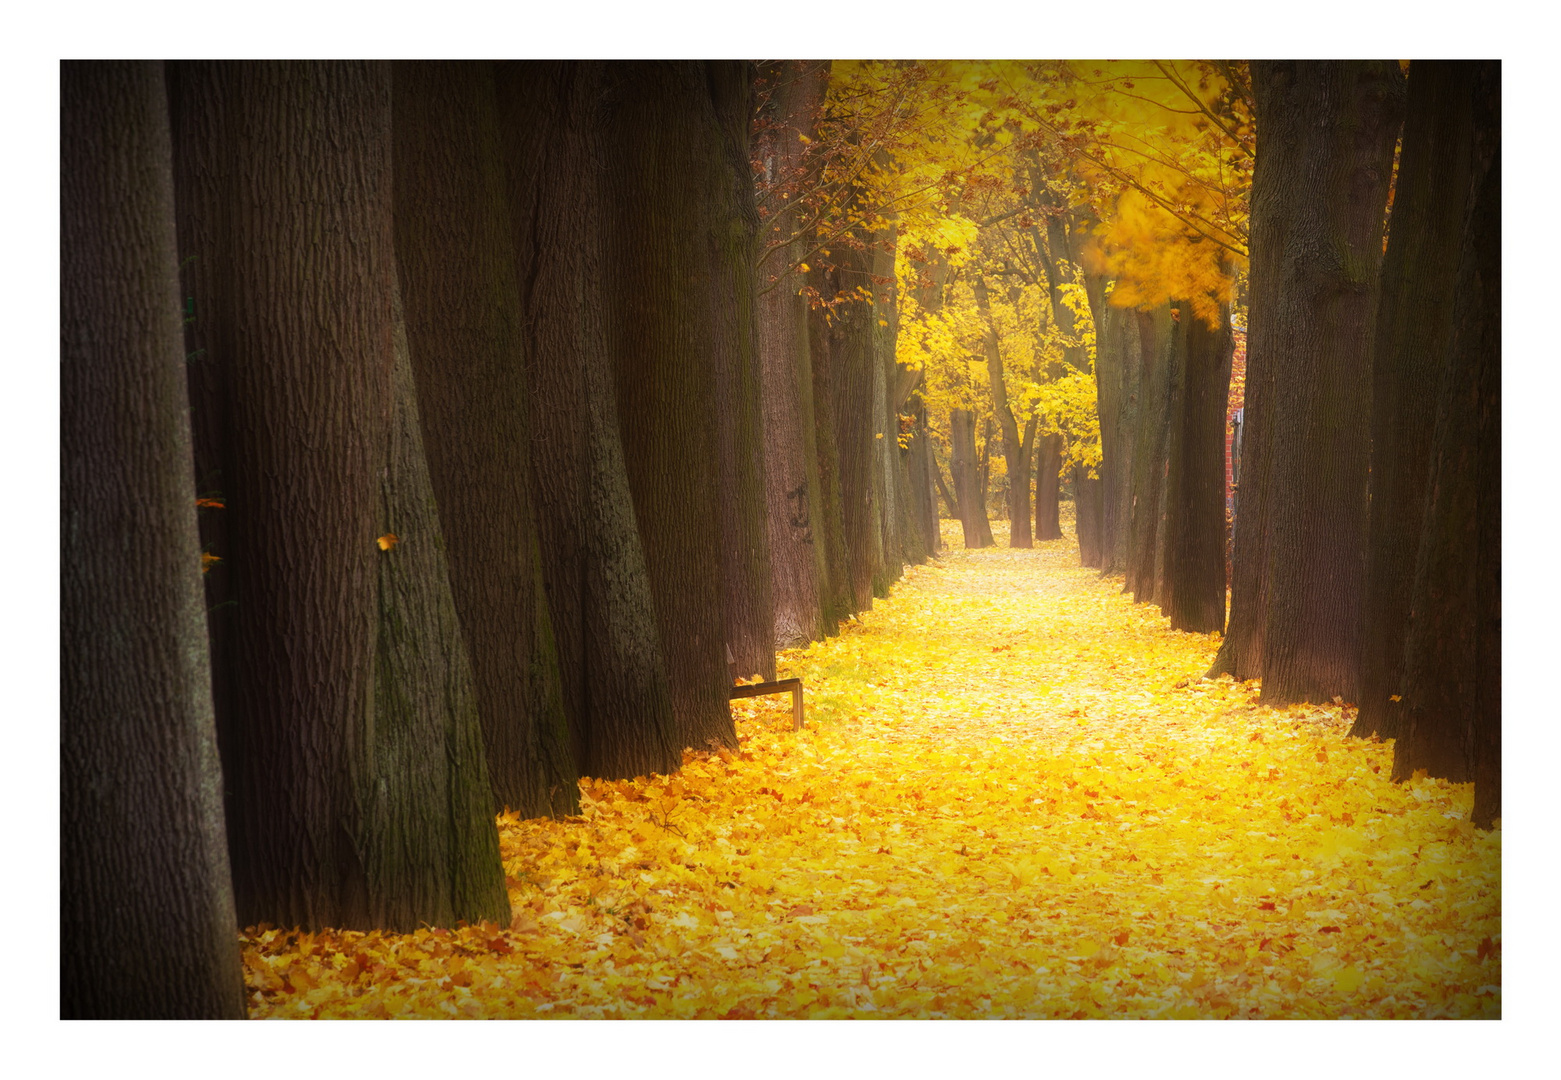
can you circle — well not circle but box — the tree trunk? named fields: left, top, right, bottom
left=1166, top=300, right=1235, bottom=633
left=705, top=60, right=777, bottom=680
left=1074, top=465, right=1104, bottom=567
left=826, top=235, right=884, bottom=610
left=950, top=408, right=992, bottom=549
left=1352, top=61, right=1478, bottom=741
left=1098, top=297, right=1142, bottom=576
left=61, top=59, right=246, bottom=1019
left=172, top=61, right=508, bottom=930
left=1392, top=61, right=1500, bottom=831
left=391, top=61, right=578, bottom=812
left=903, top=395, right=940, bottom=557
left=976, top=420, right=997, bottom=547
left=492, top=61, right=682, bottom=782
left=806, top=262, right=855, bottom=627
left=601, top=62, right=736, bottom=750
left=756, top=61, right=831, bottom=648
left=1035, top=433, right=1064, bottom=542
left=973, top=275, right=1032, bottom=547
left=1253, top=61, right=1405, bottom=706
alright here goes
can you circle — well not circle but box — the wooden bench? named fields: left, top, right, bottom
left=728, top=678, right=805, bottom=731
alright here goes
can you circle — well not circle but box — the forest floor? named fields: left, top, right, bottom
left=240, top=515, right=1501, bottom=1019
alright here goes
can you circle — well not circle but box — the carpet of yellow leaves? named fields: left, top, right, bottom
left=240, top=519, right=1500, bottom=1019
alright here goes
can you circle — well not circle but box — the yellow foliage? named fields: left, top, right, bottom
left=240, top=522, right=1499, bottom=1019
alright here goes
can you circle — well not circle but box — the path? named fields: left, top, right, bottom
left=242, top=519, right=1501, bottom=1018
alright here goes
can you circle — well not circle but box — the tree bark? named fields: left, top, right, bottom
left=756, top=61, right=832, bottom=648
left=172, top=61, right=508, bottom=930
left=1126, top=307, right=1175, bottom=603
left=1074, top=465, right=1104, bottom=567
left=1098, top=296, right=1142, bottom=576
left=1252, top=61, right=1405, bottom=706
left=825, top=236, right=884, bottom=610
left=1352, top=61, right=1478, bottom=741
left=1035, top=433, right=1064, bottom=542
left=601, top=62, right=736, bottom=750
left=391, top=60, right=578, bottom=812
left=806, top=262, right=855, bottom=627
left=61, top=59, right=246, bottom=1019
left=950, top=408, right=992, bottom=549
left=492, top=61, right=682, bottom=783
left=973, top=275, right=1032, bottom=547
left=705, top=60, right=777, bottom=680
left=1392, top=62, right=1500, bottom=831
left=1166, top=301, right=1235, bottom=633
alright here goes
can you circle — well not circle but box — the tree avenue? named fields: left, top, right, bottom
left=60, top=59, right=1502, bottom=1017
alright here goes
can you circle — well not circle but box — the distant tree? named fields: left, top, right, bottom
left=61, top=58, right=246, bottom=1019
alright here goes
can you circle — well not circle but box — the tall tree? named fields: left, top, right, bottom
left=391, top=60, right=577, bottom=813
left=755, top=61, right=834, bottom=646
left=1351, top=62, right=1478, bottom=741
left=61, top=59, right=246, bottom=1019
left=950, top=407, right=994, bottom=548
left=1125, top=307, right=1177, bottom=604
left=705, top=60, right=778, bottom=680
left=493, top=60, right=683, bottom=782
left=1034, top=432, right=1064, bottom=542
left=1390, top=61, right=1500, bottom=829
left=170, top=60, right=507, bottom=930
left=601, top=62, right=737, bottom=749
left=1165, top=300, right=1235, bottom=633
left=1245, top=61, right=1405, bottom=705
left=973, top=274, right=1034, bottom=547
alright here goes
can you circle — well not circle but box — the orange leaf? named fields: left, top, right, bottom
left=377, top=533, right=399, bottom=551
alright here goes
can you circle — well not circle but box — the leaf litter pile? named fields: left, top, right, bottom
left=241, top=520, right=1500, bottom=1019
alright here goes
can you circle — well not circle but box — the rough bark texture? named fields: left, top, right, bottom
left=704, top=61, right=777, bottom=680
left=1097, top=297, right=1142, bottom=576
left=365, top=283, right=511, bottom=930
left=172, top=61, right=509, bottom=930
left=1074, top=466, right=1104, bottom=567
left=1126, top=308, right=1175, bottom=603
left=807, top=262, right=855, bottom=627
left=493, top=61, right=682, bottom=782
left=1035, top=433, right=1064, bottom=542
left=1352, top=62, right=1477, bottom=741
left=1392, top=62, right=1500, bottom=831
left=1253, top=61, right=1404, bottom=706
left=973, top=275, right=1032, bottom=548
left=391, top=60, right=577, bottom=814
left=950, top=408, right=993, bottom=549
left=1166, top=302, right=1234, bottom=633
left=826, top=237, right=885, bottom=610
left=601, top=62, right=736, bottom=750
left=756, top=61, right=831, bottom=648
left=61, top=59, right=247, bottom=1020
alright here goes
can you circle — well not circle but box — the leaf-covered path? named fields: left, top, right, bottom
left=242, top=522, right=1501, bottom=1019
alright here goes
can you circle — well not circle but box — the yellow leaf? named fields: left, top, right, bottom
left=377, top=533, right=399, bottom=551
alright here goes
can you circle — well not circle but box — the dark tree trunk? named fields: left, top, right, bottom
left=705, top=60, right=777, bottom=680
left=1126, top=307, right=1175, bottom=603
left=975, top=420, right=997, bottom=547
left=806, top=262, right=855, bottom=627
left=1166, top=301, right=1235, bottom=634
left=756, top=61, right=831, bottom=648
left=950, top=408, right=993, bottom=549
left=493, top=61, right=681, bottom=782
left=1352, top=62, right=1478, bottom=741
left=903, top=395, right=941, bottom=556
left=825, top=236, right=884, bottom=610
left=172, top=61, right=507, bottom=930
left=1074, top=466, right=1104, bottom=567
left=1153, top=309, right=1186, bottom=610
left=61, top=59, right=246, bottom=1020
left=1253, top=61, right=1405, bottom=706
left=1392, top=62, right=1500, bottom=831
left=366, top=282, right=512, bottom=930
left=876, top=227, right=910, bottom=587
left=933, top=453, right=959, bottom=520
left=391, top=61, right=577, bottom=813
left=601, top=62, right=736, bottom=750
left=973, top=275, right=1032, bottom=547
left=1035, top=433, right=1064, bottom=542
left=1098, top=297, right=1142, bottom=576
